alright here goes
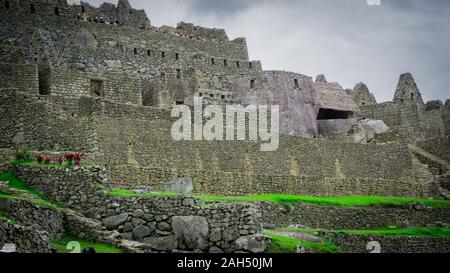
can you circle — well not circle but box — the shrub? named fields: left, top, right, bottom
left=65, top=153, right=83, bottom=166
left=43, top=156, right=51, bottom=165
left=15, top=148, right=34, bottom=163
left=57, top=156, right=64, bottom=165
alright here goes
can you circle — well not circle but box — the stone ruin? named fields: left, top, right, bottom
left=0, top=0, right=449, bottom=253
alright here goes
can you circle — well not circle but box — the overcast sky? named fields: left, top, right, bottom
left=85, top=0, right=450, bottom=103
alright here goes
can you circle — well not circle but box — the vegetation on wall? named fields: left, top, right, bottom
left=51, top=234, right=122, bottom=254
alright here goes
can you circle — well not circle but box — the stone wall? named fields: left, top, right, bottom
left=0, top=198, right=64, bottom=240
left=0, top=89, right=435, bottom=197
left=233, top=71, right=320, bottom=138
left=0, top=219, right=54, bottom=253
left=0, top=89, right=98, bottom=158
left=0, top=63, right=38, bottom=94
left=10, top=164, right=264, bottom=253
left=321, top=232, right=450, bottom=253
left=359, top=101, right=424, bottom=130
left=260, top=203, right=450, bottom=230
left=416, top=137, right=450, bottom=163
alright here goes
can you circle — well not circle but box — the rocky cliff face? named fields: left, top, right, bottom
left=234, top=71, right=320, bottom=138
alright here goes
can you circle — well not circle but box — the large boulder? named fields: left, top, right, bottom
left=132, top=225, right=153, bottom=241
left=103, top=213, right=129, bottom=230
left=171, top=216, right=209, bottom=250
left=353, top=119, right=389, bottom=143
left=74, top=28, right=98, bottom=48
left=235, top=234, right=272, bottom=253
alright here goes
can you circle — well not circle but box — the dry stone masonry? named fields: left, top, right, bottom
left=0, top=0, right=449, bottom=253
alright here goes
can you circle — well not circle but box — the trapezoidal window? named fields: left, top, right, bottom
left=250, top=79, right=255, bottom=89
left=175, top=53, right=179, bottom=60
left=54, top=7, right=60, bottom=16
left=211, top=58, right=215, bottom=65
left=81, top=5, right=85, bottom=13
left=294, top=78, right=299, bottom=89
left=38, top=60, right=51, bottom=95
left=90, top=79, right=104, bottom=97
left=249, top=62, right=253, bottom=69
left=5, top=1, right=10, bottom=9
left=224, top=59, right=228, bottom=66
left=161, top=51, right=165, bottom=58
left=236, top=61, right=240, bottom=68
left=176, top=69, right=182, bottom=79
left=317, top=109, right=351, bottom=120
left=147, top=50, right=151, bottom=56
left=134, top=48, right=138, bottom=55
left=30, top=4, right=35, bottom=14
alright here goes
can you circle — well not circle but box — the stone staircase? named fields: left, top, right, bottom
left=409, top=144, right=450, bottom=199
left=64, top=209, right=152, bottom=253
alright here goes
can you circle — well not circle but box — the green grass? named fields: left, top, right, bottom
left=264, top=231, right=340, bottom=253
left=195, top=194, right=450, bottom=208
left=0, top=172, right=66, bottom=210
left=51, top=235, right=122, bottom=254
left=108, top=190, right=450, bottom=208
left=108, top=189, right=180, bottom=198
left=280, top=227, right=450, bottom=238
left=0, top=171, right=46, bottom=199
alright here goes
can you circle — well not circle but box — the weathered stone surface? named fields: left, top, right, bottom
left=74, top=29, right=99, bottom=48
left=171, top=216, right=209, bottom=250
left=353, top=82, right=377, bottom=107
left=234, top=71, right=320, bottom=138
left=144, top=235, right=178, bottom=251
left=157, top=222, right=171, bottom=231
left=353, top=119, right=389, bottom=143
left=209, top=228, right=222, bottom=242
left=315, top=74, right=327, bottom=83
left=132, top=225, right=152, bottom=240
left=235, top=234, right=271, bottom=253
left=103, top=213, right=129, bottom=230
left=393, top=73, right=424, bottom=104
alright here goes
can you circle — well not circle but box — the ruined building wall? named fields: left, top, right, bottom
left=423, top=101, right=447, bottom=139
left=233, top=71, right=320, bottom=138
left=0, top=63, right=38, bottom=94
left=359, top=102, right=424, bottom=130
left=0, top=86, right=435, bottom=197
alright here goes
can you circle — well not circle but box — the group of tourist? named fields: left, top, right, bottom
left=74, top=14, right=120, bottom=26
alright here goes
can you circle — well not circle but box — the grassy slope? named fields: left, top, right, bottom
left=108, top=189, right=180, bottom=198
left=108, top=189, right=450, bottom=208
left=197, top=194, right=450, bottom=208
left=264, top=231, right=340, bottom=253
left=280, top=227, right=450, bottom=238
left=0, top=171, right=65, bottom=210
left=51, top=235, right=122, bottom=254
left=0, top=171, right=46, bottom=199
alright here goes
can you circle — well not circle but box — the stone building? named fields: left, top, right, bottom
left=0, top=0, right=449, bottom=194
